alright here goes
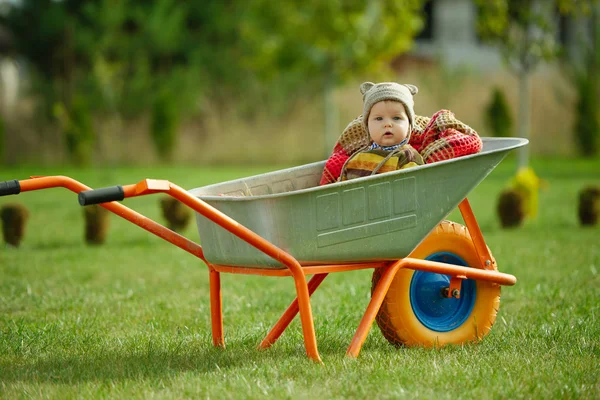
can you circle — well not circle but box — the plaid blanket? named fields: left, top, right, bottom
left=340, top=145, right=424, bottom=181
left=319, top=109, right=482, bottom=185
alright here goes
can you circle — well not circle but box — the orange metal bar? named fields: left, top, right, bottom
left=211, top=262, right=388, bottom=277
left=447, top=276, right=465, bottom=298
left=18, top=176, right=323, bottom=361
left=209, top=269, right=224, bottom=347
left=121, top=180, right=323, bottom=363
left=18, top=176, right=207, bottom=262
left=347, top=260, right=405, bottom=358
left=403, top=257, right=516, bottom=285
left=346, top=255, right=516, bottom=358
left=212, top=258, right=514, bottom=286
left=259, top=273, right=329, bottom=350
left=459, top=198, right=495, bottom=270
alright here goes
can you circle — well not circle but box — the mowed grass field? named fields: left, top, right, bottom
left=1, top=156, right=599, bottom=399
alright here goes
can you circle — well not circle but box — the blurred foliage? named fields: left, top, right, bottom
left=475, top=0, right=599, bottom=73
left=475, top=0, right=598, bottom=168
left=0, top=114, right=4, bottom=163
left=0, top=203, right=29, bottom=247
left=2, top=0, right=205, bottom=115
left=241, top=0, right=423, bottom=87
left=83, top=204, right=110, bottom=245
left=1, top=0, right=426, bottom=109
left=497, top=189, right=524, bottom=228
left=510, top=167, right=547, bottom=219
left=556, top=0, right=599, bottom=14
left=160, top=196, right=191, bottom=233
left=578, top=186, right=600, bottom=225
left=484, top=87, right=513, bottom=137
left=1, top=0, right=426, bottom=163
left=573, top=70, right=600, bottom=157
left=571, top=8, right=599, bottom=157
left=53, top=96, right=95, bottom=166
left=151, top=90, right=179, bottom=161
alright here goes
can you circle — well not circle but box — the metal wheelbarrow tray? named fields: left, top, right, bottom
left=1, top=137, right=528, bottom=363
left=190, top=138, right=525, bottom=268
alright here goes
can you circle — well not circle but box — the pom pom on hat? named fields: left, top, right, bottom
left=361, top=82, right=418, bottom=132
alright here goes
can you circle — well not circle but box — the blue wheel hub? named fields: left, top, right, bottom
left=409, top=252, right=476, bottom=332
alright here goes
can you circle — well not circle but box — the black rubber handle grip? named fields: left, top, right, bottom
left=0, top=180, right=21, bottom=196
left=78, top=186, right=125, bottom=206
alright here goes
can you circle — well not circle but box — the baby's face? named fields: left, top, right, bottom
left=367, top=100, right=410, bottom=147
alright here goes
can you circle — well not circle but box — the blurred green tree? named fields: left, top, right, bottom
left=54, top=96, right=95, bottom=165
left=0, top=115, right=4, bottom=164
left=570, top=6, right=599, bottom=157
left=484, top=87, right=513, bottom=137
left=151, top=89, right=179, bottom=161
left=83, top=0, right=199, bottom=160
left=240, top=0, right=425, bottom=155
left=475, top=0, right=598, bottom=167
left=3, top=0, right=426, bottom=161
left=2, top=0, right=98, bottom=164
left=2, top=0, right=200, bottom=161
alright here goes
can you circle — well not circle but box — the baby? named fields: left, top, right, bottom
left=339, top=82, right=424, bottom=181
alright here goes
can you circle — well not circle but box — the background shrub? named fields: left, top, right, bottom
left=578, top=186, right=600, bottom=226
left=54, top=97, right=96, bottom=166
left=1, top=203, right=29, bottom=247
left=497, top=189, right=524, bottom=228
left=160, top=197, right=191, bottom=233
left=151, top=91, right=179, bottom=162
left=83, top=205, right=110, bottom=245
left=571, top=15, right=599, bottom=157
left=573, top=75, right=599, bottom=157
left=484, top=86, right=513, bottom=137
left=0, top=115, right=4, bottom=165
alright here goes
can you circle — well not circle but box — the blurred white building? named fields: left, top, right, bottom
left=410, top=0, right=597, bottom=69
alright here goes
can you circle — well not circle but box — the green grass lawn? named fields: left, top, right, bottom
left=1, top=157, right=599, bottom=399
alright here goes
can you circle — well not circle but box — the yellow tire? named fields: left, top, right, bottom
left=372, top=221, right=501, bottom=347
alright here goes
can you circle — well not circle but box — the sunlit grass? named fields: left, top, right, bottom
left=1, top=157, right=599, bottom=399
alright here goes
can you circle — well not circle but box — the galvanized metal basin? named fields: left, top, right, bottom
left=189, top=137, right=528, bottom=268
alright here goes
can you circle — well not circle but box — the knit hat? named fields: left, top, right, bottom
left=360, top=82, right=418, bottom=133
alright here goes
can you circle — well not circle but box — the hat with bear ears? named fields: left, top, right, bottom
left=360, top=81, right=418, bottom=134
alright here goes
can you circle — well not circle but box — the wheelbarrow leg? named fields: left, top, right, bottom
left=458, top=198, right=495, bottom=270
left=259, top=273, right=328, bottom=350
left=289, top=271, right=322, bottom=363
left=209, top=269, right=225, bottom=348
left=347, top=261, right=404, bottom=358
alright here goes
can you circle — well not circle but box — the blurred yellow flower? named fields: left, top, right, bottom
left=511, top=167, right=547, bottom=219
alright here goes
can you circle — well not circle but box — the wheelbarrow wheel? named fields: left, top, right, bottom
left=371, top=220, right=501, bottom=347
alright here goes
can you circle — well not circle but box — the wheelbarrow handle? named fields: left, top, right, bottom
left=0, top=179, right=21, bottom=196
left=78, top=186, right=125, bottom=206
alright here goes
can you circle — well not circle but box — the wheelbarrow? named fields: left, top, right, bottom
left=0, top=137, right=528, bottom=363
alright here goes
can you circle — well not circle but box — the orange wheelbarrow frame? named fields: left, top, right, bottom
left=5, top=176, right=516, bottom=363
